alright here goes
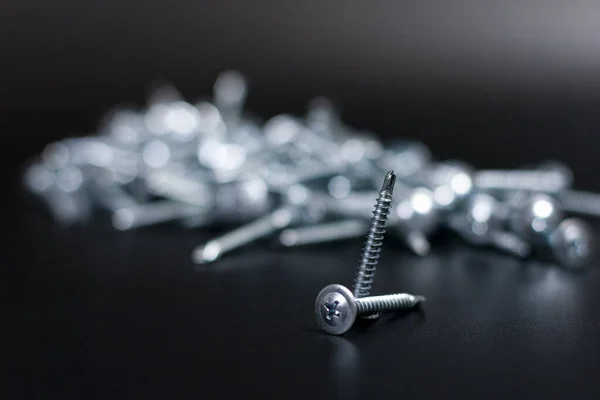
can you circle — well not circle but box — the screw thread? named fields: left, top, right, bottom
left=353, top=171, right=396, bottom=298
left=355, top=293, right=425, bottom=314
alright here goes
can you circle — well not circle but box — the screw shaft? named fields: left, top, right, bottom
left=112, top=200, right=201, bottom=230
left=474, top=170, right=568, bottom=193
left=353, top=171, right=396, bottom=298
left=192, top=206, right=297, bottom=263
left=279, top=219, right=368, bottom=247
left=355, top=293, right=425, bottom=315
left=560, top=189, right=600, bottom=217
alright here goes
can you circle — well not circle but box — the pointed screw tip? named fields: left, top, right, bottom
left=191, top=242, right=221, bottom=264
left=381, top=170, right=396, bottom=193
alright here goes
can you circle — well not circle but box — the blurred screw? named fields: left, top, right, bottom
left=111, top=200, right=206, bottom=231
left=560, top=190, right=600, bottom=218
left=23, top=162, right=91, bottom=226
left=474, top=168, right=570, bottom=193
left=279, top=219, right=368, bottom=247
left=191, top=184, right=330, bottom=264
left=314, top=284, right=425, bottom=335
left=548, top=218, right=594, bottom=269
left=508, top=193, right=564, bottom=244
left=447, top=192, right=531, bottom=258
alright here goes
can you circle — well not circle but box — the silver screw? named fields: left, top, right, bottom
left=314, top=284, right=425, bottom=335
left=111, top=200, right=205, bottom=231
left=474, top=169, right=570, bottom=193
left=502, top=192, right=593, bottom=268
left=279, top=219, right=368, bottom=247
left=447, top=193, right=531, bottom=258
left=404, top=161, right=474, bottom=211
left=213, top=69, right=248, bottom=130
left=548, top=218, right=594, bottom=269
left=352, top=170, right=396, bottom=318
left=191, top=184, right=330, bottom=264
left=23, top=162, right=92, bottom=226
left=88, top=177, right=138, bottom=212
left=560, top=189, right=600, bottom=218
left=508, top=192, right=564, bottom=244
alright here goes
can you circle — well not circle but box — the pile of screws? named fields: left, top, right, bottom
left=23, top=70, right=596, bottom=270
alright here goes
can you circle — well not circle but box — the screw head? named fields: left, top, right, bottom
left=549, top=218, right=594, bottom=269
left=394, top=187, right=438, bottom=234
left=315, top=284, right=357, bottom=335
left=511, top=193, right=563, bottom=241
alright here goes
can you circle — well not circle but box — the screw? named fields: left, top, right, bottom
left=474, top=168, right=570, bottom=193
left=404, top=161, right=474, bottom=211
left=314, top=284, right=425, bottom=335
left=559, top=189, right=600, bottom=218
left=548, top=218, right=594, bottom=269
left=191, top=184, right=330, bottom=264
left=502, top=192, right=593, bottom=268
left=23, top=162, right=92, bottom=226
left=279, top=219, right=368, bottom=247
left=182, top=176, right=273, bottom=228
left=375, top=140, right=432, bottom=180
left=111, top=200, right=205, bottom=231
left=97, top=107, right=147, bottom=149
left=213, top=70, right=248, bottom=130
left=352, top=170, right=396, bottom=320
left=88, top=176, right=138, bottom=212
left=447, top=193, right=531, bottom=258
left=508, top=192, right=564, bottom=244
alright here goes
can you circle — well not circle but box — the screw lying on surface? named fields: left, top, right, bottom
left=447, top=192, right=531, bottom=258
left=315, top=284, right=425, bottom=335
left=474, top=169, right=570, bottom=194
left=278, top=219, right=368, bottom=247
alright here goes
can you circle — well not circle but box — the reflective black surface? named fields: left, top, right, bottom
left=5, top=2, right=600, bottom=397
left=6, top=194, right=600, bottom=398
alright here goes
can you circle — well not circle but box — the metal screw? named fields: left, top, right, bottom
left=404, top=161, right=474, bottom=211
left=560, top=190, right=600, bottom=218
left=23, top=162, right=92, bottom=226
left=502, top=192, right=593, bottom=268
left=191, top=184, right=330, bottom=264
left=474, top=168, right=570, bottom=193
left=279, top=219, right=368, bottom=247
left=352, top=170, right=396, bottom=321
left=548, top=218, right=594, bottom=269
left=111, top=200, right=205, bottom=231
left=508, top=192, right=564, bottom=244
left=447, top=192, right=531, bottom=258
left=314, top=284, right=425, bottom=335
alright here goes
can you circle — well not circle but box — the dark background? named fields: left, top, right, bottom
left=4, top=1, right=600, bottom=398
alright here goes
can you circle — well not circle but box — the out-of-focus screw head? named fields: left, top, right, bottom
left=315, top=284, right=358, bottom=336
left=549, top=218, right=594, bottom=269
left=213, top=70, right=247, bottom=111
left=394, top=187, right=438, bottom=233
left=429, top=161, right=474, bottom=210
left=511, top=193, right=563, bottom=241
left=463, top=192, right=500, bottom=242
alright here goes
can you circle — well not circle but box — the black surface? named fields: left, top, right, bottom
left=4, top=1, right=600, bottom=398
left=5, top=195, right=600, bottom=398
